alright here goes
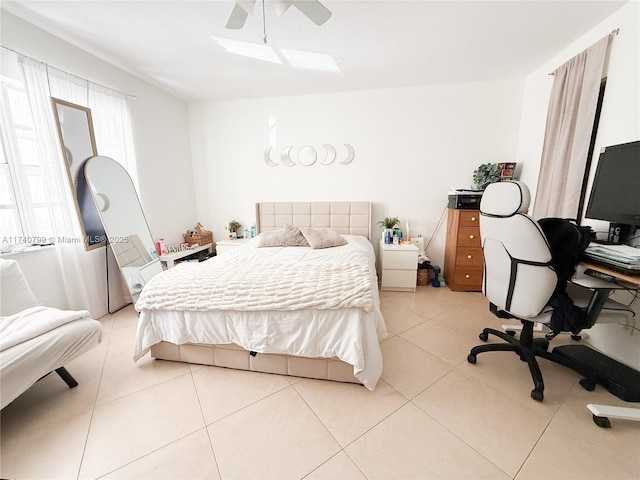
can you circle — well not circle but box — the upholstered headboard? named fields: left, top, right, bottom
left=256, top=202, right=371, bottom=239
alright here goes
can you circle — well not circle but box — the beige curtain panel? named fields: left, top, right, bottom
left=533, top=33, right=615, bottom=220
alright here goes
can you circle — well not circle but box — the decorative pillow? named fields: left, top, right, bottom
left=299, top=227, right=348, bottom=249
left=257, top=229, right=285, bottom=247
left=283, top=224, right=309, bottom=247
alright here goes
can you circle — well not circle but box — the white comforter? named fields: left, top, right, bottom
left=134, top=235, right=386, bottom=390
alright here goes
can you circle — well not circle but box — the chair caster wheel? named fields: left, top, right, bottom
left=579, top=378, right=596, bottom=391
left=592, top=414, right=611, bottom=428
left=531, top=389, right=544, bottom=402
left=571, top=334, right=582, bottom=341
left=506, top=330, right=516, bottom=336
left=467, top=353, right=477, bottom=364
left=479, top=332, right=489, bottom=341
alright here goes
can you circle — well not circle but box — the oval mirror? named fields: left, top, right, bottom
left=84, top=156, right=162, bottom=303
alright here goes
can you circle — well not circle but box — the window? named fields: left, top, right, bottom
left=0, top=79, right=55, bottom=242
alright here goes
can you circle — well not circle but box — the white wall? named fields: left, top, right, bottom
left=1, top=11, right=195, bottom=317
left=188, top=78, right=525, bottom=268
left=516, top=0, right=640, bottom=369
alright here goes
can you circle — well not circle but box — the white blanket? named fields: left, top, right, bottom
left=135, top=260, right=373, bottom=313
left=0, top=306, right=90, bottom=351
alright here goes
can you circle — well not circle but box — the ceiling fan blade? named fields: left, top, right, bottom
left=275, top=0, right=294, bottom=17
left=292, top=0, right=332, bottom=26
left=225, top=1, right=256, bottom=29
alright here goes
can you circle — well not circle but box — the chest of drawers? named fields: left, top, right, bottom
left=444, top=208, right=483, bottom=291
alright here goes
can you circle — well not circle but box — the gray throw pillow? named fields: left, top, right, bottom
left=299, top=227, right=348, bottom=249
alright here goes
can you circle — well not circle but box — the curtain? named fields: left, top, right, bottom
left=532, top=33, right=614, bottom=220
left=18, top=57, right=137, bottom=316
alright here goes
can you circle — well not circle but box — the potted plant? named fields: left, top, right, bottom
left=377, top=216, right=400, bottom=242
left=473, top=163, right=501, bottom=190
left=227, top=220, right=241, bottom=239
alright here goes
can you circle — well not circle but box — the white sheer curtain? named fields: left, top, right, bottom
left=18, top=56, right=137, bottom=315
left=532, top=33, right=614, bottom=219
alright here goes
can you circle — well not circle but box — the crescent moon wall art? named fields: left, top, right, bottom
left=263, top=146, right=279, bottom=166
left=280, top=146, right=296, bottom=167
left=340, top=143, right=356, bottom=164
left=264, top=147, right=278, bottom=167
left=321, top=144, right=336, bottom=165
left=263, top=144, right=355, bottom=167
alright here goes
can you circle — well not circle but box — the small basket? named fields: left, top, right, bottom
left=184, top=222, right=213, bottom=246
left=417, top=269, right=429, bottom=286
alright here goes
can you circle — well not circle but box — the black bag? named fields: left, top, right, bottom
left=538, top=218, right=593, bottom=294
left=538, top=218, right=594, bottom=335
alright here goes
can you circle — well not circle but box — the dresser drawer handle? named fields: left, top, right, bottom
left=467, top=254, right=472, bottom=259
left=469, top=234, right=474, bottom=239
left=471, top=216, right=477, bottom=222
left=465, top=274, right=470, bottom=279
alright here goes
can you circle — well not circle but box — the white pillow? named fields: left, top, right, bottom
left=257, top=229, right=286, bottom=247
left=0, top=259, right=39, bottom=316
left=299, top=227, right=347, bottom=249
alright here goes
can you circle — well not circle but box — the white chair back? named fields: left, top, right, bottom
left=480, top=182, right=557, bottom=318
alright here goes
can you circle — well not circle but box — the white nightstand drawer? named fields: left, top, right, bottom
left=381, top=270, right=417, bottom=291
left=382, top=249, right=418, bottom=269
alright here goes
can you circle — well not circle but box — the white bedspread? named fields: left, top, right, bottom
left=134, top=235, right=386, bottom=390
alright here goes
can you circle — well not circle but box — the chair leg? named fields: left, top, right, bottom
left=469, top=321, right=547, bottom=401
left=55, top=367, right=78, bottom=389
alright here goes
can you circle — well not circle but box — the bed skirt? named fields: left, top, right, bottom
left=150, top=341, right=361, bottom=385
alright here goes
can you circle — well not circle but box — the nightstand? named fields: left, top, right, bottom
left=216, top=238, right=250, bottom=256
left=379, top=240, right=419, bottom=292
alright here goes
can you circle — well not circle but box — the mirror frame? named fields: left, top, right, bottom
left=84, top=155, right=163, bottom=303
left=51, top=97, right=105, bottom=250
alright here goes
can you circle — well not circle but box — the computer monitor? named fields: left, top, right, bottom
left=584, top=140, right=640, bottom=243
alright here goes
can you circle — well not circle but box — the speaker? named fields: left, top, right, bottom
left=607, top=223, right=632, bottom=244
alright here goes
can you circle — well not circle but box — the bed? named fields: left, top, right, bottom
left=0, top=259, right=103, bottom=409
left=134, top=201, right=386, bottom=389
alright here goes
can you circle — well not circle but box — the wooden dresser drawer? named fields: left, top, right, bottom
left=457, top=227, right=481, bottom=247
left=456, top=247, right=483, bottom=267
left=452, top=267, right=484, bottom=288
left=459, top=211, right=480, bottom=227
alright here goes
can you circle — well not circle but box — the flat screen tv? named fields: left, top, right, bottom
left=585, top=141, right=640, bottom=240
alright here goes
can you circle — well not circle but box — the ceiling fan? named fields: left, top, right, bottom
left=226, top=0, right=332, bottom=29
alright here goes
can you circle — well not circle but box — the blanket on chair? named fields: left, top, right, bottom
left=0, top=306, right=90, bottom=351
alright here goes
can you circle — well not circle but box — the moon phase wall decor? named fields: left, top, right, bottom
left=263, top=144, right=355, bottom=167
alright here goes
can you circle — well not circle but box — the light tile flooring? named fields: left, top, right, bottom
left=2, top=286, right=639, bottom=479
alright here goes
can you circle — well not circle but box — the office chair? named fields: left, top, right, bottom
left=467, top=181, right=634, bottom=402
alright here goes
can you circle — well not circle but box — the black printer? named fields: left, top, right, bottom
left=448, top=191, right=483, bottom=210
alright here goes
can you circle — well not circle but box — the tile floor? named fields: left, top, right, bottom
left=1, top=286, right=639, bottom=479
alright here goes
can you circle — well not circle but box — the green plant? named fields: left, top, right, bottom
left=377, top=216, right=400, bottom=229
left=227, top=220, right=241, bottom=232
left=473, top=163, right=501, bottom=190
